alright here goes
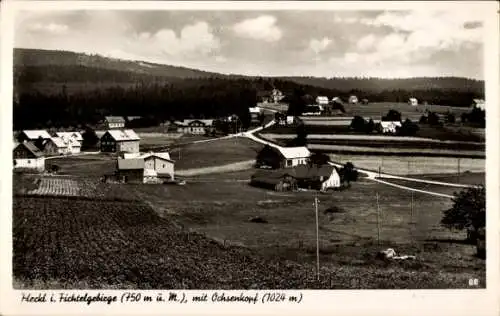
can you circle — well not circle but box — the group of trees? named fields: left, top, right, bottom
left=349, top=110, right=419, bottom=136
left=14, top=79, right=257, bottom=131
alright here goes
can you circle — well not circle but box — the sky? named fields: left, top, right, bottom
left=14, top=9, right=485, bottom=79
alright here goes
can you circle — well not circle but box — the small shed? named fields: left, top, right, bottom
left=116, top=158, right=144, bottom=183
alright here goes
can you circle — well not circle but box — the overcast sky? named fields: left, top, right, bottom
left=14, top=10, right=485, bottom=79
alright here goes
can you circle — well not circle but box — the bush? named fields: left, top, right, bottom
left=398, top=119, right=419, bottom=136
left=441, top=186, right=485, bottom=243
left=446, top=113, right=456, bottom=124
left=382, top=110, right=402, bottom=122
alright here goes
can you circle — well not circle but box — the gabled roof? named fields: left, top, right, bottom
left=117, top=158, right=144, bottom=170
left=49, top=137, right=68, bottom=148
left=294, top=164, right=338, bottom=179
left=139, top=152, right=173, bottom=162
left=276, top=146, right=311, bottom=159
left=15, top=142, right=44, bottom=157
left=56, top=132, right=83, bottom=141
left=22, top=130, right=51, bottom=140
left=105, top=116, right=126, bottom=123
left=104, top=129, right=140, bottom=141
left=174, top=119, right=214, bottom=127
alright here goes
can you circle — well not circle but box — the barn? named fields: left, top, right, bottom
left=13, top=142, right=45, bottom=172
left=116, top=158, right=145, bottom=183
left=256, top=145, right=311, bottom=169
left=250, top=169, right=298, bottom=192
left=100, top=130, right=140, bottom=153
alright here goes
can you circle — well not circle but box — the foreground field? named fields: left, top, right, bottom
left=13, top=190, right=485, bottom=289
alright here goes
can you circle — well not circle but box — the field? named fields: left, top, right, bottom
left=13, top=176, right=485, bottom=289
left=47, top=155, right=116, bottom=177
left=173, top=137, right=263, bottom=170
left=329, top=154, right=485, bottom=176
left=344, top=102, right=471, bottom=121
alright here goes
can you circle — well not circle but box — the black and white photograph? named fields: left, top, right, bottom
left=1, top=1, right=499, bottom=315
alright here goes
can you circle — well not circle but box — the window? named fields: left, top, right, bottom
left=162, top=164, right=166, bottom=168
left=286, top=159, right=293, bottom=167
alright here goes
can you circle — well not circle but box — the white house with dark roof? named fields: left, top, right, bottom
left=13, top=142, right=45, bottom=172
left=105, top=116, right=126, bottom=129
left=100, top=129, right=140, bottom=153
left=173, top=119, right=214, bottom=135
left=256, top=145, right=311, bottom=169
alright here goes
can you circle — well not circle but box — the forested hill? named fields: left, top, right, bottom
left=15, top=48, right=484, bottom=95
left=14, top=48, right=227, bottom=80
left=281, top=76, right=484, bottom=94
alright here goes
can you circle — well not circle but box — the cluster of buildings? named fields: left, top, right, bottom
left=251, top=145, right=342, bottom=192
left=13, top=130, right=84, bottom=172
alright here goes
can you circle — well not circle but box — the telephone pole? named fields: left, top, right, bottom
left=376, top=192, right=381, bottom=245
left=314, top=195, right=320, bottom=281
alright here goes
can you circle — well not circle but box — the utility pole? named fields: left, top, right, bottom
left=314, top=195, right=320, bottom=281
left=376, top=192, right=381, bottom=245
left=410, top=191, right=414, bottom=224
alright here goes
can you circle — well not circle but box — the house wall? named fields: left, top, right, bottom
left=107, top=122, right=125, bottom=129
left=282, top=157, right=309, bottom=168
left=100, top=133, right=117, bottom=152
left=321, top=172, right=341, bottom=190
left=117, top=169, right=143, bottom=183
left=44, top=142, right=67, bottom=156
left=70, top=146, right=81, bottom=154
left=177, top=126, right=206, bottom=134
left=144, top=157, right=174, bottom=180
left=14, top=157, right=45, bottom=171
left=117, top=141, right=140, bottom=153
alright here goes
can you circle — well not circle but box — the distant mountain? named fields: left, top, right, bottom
left=14, top=48, right=484, bottom=96
left=15, top=48, right=225, bottom=79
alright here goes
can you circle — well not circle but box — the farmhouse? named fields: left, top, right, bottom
left=174, top=119, right=214, bottom=135
left=141, top=152, right=175, bottom=182
left=409, top=98, right=418, bottom=106
left=294, top=164, right=341, bottom=191
left=17, top=130, right=51, bottom=144
left=256, top=145, right=311, bottom=169
left=56, top=132, right=83, bottom=154
left=250, top=169, right=298, bottom=192
left=315, top=96, right=329, bottom=105
left=100, top=129, right=140, bottom=153
left=349, top=95, right=359, bottom=104
left=115, top=152, right=175, bottom=184
left=105, top=116, right=126, bottom=129
left=472, top=99, right=485, bottom=110
left=380, top=121, right=402, bottom=134
left=13, top=142, right=45, bottom=172
left=43, top=137, right=70, bottom=156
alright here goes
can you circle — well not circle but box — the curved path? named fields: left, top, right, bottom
left=242, top=128, right=479, bottom=196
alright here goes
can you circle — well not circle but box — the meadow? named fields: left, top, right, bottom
left=13, top=175, right=485, bottom=289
